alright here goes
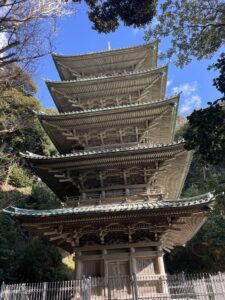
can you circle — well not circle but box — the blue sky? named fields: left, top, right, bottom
left=35, top=2, right=221, bottom=116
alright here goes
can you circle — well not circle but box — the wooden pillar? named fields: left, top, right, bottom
left=157, top=253, right=168, bottom=294
left=157, top=254, right=165, bottom=275
left=130, top=247, right=137, bottom=275
left=75, top=252, right=83, bottom=279
left=102, top=249, right=108, bottom=280
left=102, top=249, right=107, bottom=278
left=157, top=246, right=165, bottom=275
left=156, top=248, right=168, bottom=294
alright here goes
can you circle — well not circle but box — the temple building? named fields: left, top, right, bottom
left=5, top=42, right=214, bottom=281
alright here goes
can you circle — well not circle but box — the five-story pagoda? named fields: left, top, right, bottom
left=5, top=41, right=214, bottom=280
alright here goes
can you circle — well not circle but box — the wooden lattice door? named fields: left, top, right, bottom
left=108, top=261, right=129, bottom=278
left=108, top=261, right=130, bottom=297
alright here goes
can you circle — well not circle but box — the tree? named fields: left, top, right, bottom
left=0, top=0, right=73, bottom=81
left=25, top=182, right=61, bottom=210
left=165, top=123, right=225, bottom=274
left=0, top=213, right=72, bottom=283
left=184, top=53, right=225, bottom=165
left=14, top=237, right=72, bottom=282
left=86, top=0, right=157, bottom=33
left=1, top=0, right=158, bottom=70
left=144, top=0, right=225, bottom=67
left=0, top=66, right=56, bottom=188
left=71, top=0, right=157, bottom=33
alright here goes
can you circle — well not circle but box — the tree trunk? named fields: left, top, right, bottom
left=3, top=157, right=16, bottom=186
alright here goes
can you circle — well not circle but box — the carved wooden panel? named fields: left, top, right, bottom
left=86, top=93, right=139, bottom=110
left=108, top=261, right=129, bottom=278
left=83, top=261, right=101, bottom=277
left=136, top=258, right=155, bottom=275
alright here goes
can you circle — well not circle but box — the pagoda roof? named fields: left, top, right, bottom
left=4, top=193, right=214, bottom=218
left=21, top=142, right=192, bottom=201
left=36, top=96, right=179, bottom=154
left=52, top=41, right=158, bottom=81
left=3, top=193, right=214, bottom=252
left=37, top=95, right=179, bottom=117
left=46, top=65, right=168, bottom=113
left=22, top=141, right=185, bottom=160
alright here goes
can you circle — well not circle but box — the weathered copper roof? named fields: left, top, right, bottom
left=52, top=41, right=158, bottom=81
left=4, top=193, right=214, bottom=217
left=46, top=65, right=168, bottom=113
left=3, top=193, right=214, bottom=253
left=52, top=41, right=158, bottom=59
left=21, top=141, right=185, bottom=160
left=20, top=142, right=192, bottom=201
left=36, top=96, right=179, bottom=154
left=37, top=95, right=179, bottom=117
left=47, top=65, right=167, bottom=84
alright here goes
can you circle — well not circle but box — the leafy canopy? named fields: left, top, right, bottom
left=71, top=0, right=157, bottom=33
left=144, top=0, right=225, bottom=67
left=184, top=53, right=225, bottom=165
left=0, top=66, right=56, bottom=156
left=0, top=213, right=72, bottom=283
left=165, top=126, right=225, bottom=273
left=0, top=63, right=68, bottom=283
left=0, top=66, right=56, bottom=187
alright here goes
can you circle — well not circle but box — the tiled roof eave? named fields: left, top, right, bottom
left=3, top=192, right=214, bottom=218
left=36, top=95, right=180, bottom=119
left=46, top=64, right=168, bottom=85
left=20, top=141, right=185, bottom=161
left=52, top=41, right=158, bottom=59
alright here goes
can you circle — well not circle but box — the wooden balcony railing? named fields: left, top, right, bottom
left=64, top=189, right=165, bottom=207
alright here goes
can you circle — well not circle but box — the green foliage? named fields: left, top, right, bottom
left=0, top=213, right=72, bottom=283
left=24, top=182, right=61, bottom=210
left=165, top=124, right=225, bottom=273
left=0, top=86, right=55, bottom=155
left=174, top=115, right=187, bottom=142
left=0, top=66, right=56, bottom=158
left=0, top=67, right=56, bottom=185
left=14, top=237, right=73, bottom=283
left=184, top=53, right=225, bottom=165
left=0, top=182, right=67, bottom=283
left=9, top=165, right=32, bottom=188
left=0, top=153, right=13, bottom=184
left=166, top=197, right=225, bottom=273
left=4, top=64, right=37, bottom=95
left=144, top=0, right=225, bottom=67
left=0, top=213, right=26, bottom=282
left=182, top=154, right=225, bottom=196
left=184, top=105, right=225, bottom=164
left=72, top=0, right=157, bottom=33
left=0, top=64, right=69, bottom=283
left=210, top=52, right=225, bottom=99
left=0, top=187, right=30, bottom=212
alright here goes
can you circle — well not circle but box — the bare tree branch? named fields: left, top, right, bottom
left=0, top=0, right=74, bottom=82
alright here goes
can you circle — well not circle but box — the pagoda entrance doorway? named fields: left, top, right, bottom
left=107, top=260, right=131, bottom=297
left=108, top=260, right=129, bottom=278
